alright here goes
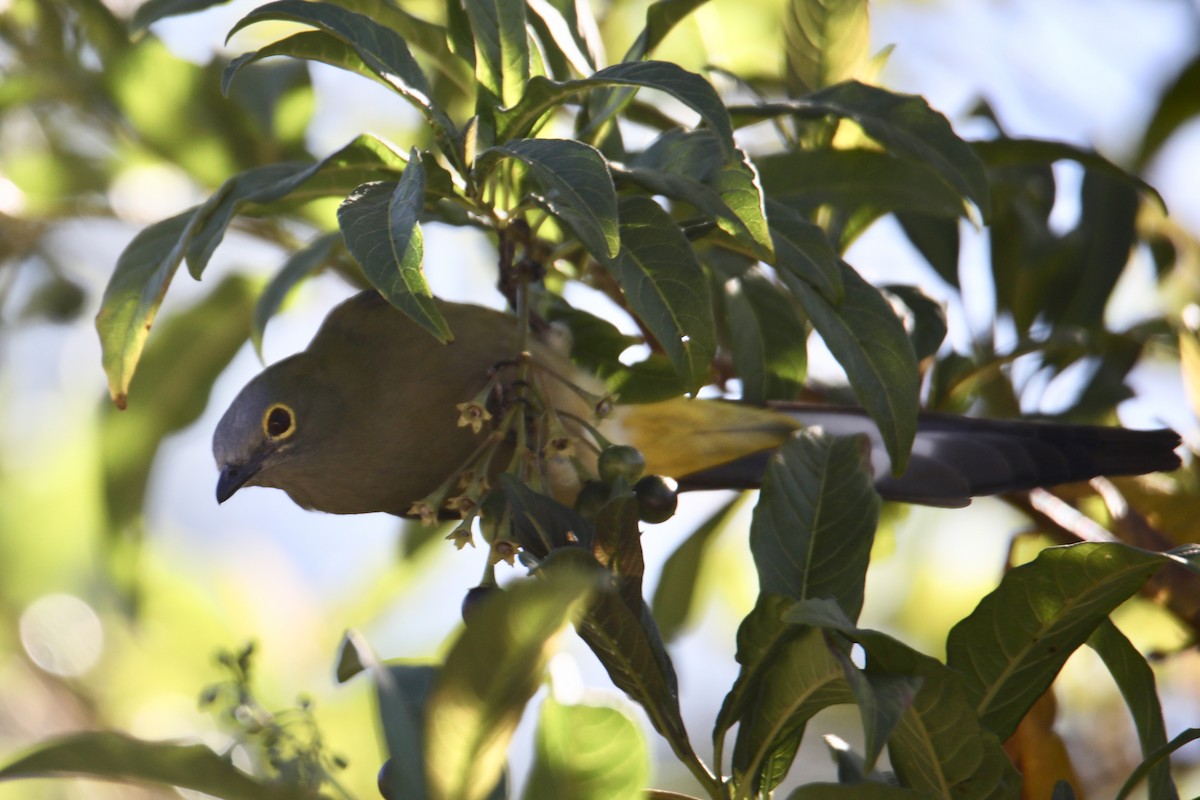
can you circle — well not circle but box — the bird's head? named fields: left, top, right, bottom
left=212, top=353, right=344, bottom=508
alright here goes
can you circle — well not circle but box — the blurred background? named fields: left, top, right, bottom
left=1, top=0, right=1199, bottom=797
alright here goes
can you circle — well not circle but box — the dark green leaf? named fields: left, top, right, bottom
left=651, top=495, right=743, bottom=640
left=463, top=0, right=529, bottom=107
left=1136, top=54, right=1200, bottom=169
left=496, top=61, right=735, bottom=155
left=376, top=664, right=440, bottom=800
left=1087, top=620, right=1177, bottom=800
left=132, top=0, right=229, bottom=30
left=226, top=1, right=456, bottom=141
left=605, top=354, right=687, bottom=404
left=766, top=200, right=842, bottom=302
left=427, top=550, right=601, bottom=800
left=0, top=731, right=316, bottom=799
left=783, top=261, right=919, bottom=473
left=894, top=211, right=959, bottom=288
left=337, top=164, right=452, bottom=342
left=602, top=195, right=716, bottom=393
left=750, top=430, right=879, bottom=618
left=881, top=284, right=947, bottom=362
left=723, top=270, right=808, bottom=403
left=783, top=0, right=869, bottom=96
left=759, top=149, right=970, bottom=222
left=946, top=542, right=1168, bottom=741
left=974, top=136, right=1164, bottom=209
left=479, top=138, right=619, bottom=259
left=1116, top=729, right=1200, bottom=800
left=102, top=276, right=256, bottom=531
left=786, top=783, right=924, bottom=800
left=523, top=698, right=648, bottom=800
left=786, top=600, right=1022, bottom=800
left=251, top=233, right=341, bottom=359
left=498, top=473, right=595, bottom=556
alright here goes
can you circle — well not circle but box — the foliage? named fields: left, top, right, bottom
left=2, top=0, right=1200, bottom=798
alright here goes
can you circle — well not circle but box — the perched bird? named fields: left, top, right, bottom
left=213, top=291, right=1182, bottom=514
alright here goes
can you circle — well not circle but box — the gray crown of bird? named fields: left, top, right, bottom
left=213, top=290, right=1182, bottom=515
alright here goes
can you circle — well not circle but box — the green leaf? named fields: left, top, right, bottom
left=749, top=430, right=879, bottom=618
left=723, top=271, right=808, bottom=404
left=463, top=0, right=529, bottom=108
left=651, top=495, right=743, bottom=640
left=881, top=284, right=947, bottom=363
left=730, top=625, right=851, bottom=792
left=1116, top=729, right=1200, bottom=800
left=786, top=600, right=1022, bottom=800
left=526, top=0, right=598, bottom=80
left=712, top=152, right=774, bottom=258
left=628, top=0, right=712, bottom=59
left=426, top=550, right=601, bottom=800
left=479, top=138, right=619, bottom=259
left=1136, top=53, right=1200, bottom=169
left=102, top=276, right=256, bottom=531
left=498, top=473, right=596, bottom=557
left=496, top=61, right=735, bottom=155
left=974, top=136, right=1164, bottom=209
left=376, top=664, right=440, bottom=800
left=0, top=731, right=316, bottom=799
left=226, top=0, right=456, bottom=141
left=523, top=698, right=649, bottom=800
left=786, top=784, right=925, bottom=800
left=895, top=211, right=960, bottom=288
left=783, top=0, right=869, bottom=96
left=783, top=261, right=919, bottom=474
left=602, top=195, right=716, bottom=393
left=95, top=208, right=200, bottom=407
left=766, top=200, right=843, bottom=302
left=743, top=82, right=990, bottom=217
left=759, top=149, right=971, bottom=222
left=946, top=542, right=1169, bottom=741
left=132, top=0, right=228, bottom=30
left=1087, top=620, right=1178, bottom=800
left=337, top=163, right=452, bottom=342
left=251, top=232, right=341, bottom=359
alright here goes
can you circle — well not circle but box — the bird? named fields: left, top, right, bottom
left=213, top=290, right=1182, bottom=515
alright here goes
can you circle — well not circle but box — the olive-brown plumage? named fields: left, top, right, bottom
left=213, top=291, right=1182, bottom=513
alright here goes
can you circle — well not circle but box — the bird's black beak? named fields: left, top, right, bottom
left=216, top=460, right=260, bottom=504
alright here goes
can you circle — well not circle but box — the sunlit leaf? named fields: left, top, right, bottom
left=426, top=549, right=600, bottom=800
left=523, top=698, right=648, bottom=800
left=463, top=0, right=529, bottom=108
left=946, top=542, right=1168, bottom=741
left=783, top=0, right=869, bottom=96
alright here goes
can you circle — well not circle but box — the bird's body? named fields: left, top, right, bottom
left=213, top=291, right=1182, bottom=514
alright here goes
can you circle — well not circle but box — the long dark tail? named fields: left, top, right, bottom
left=677, top=405, right=1182, bottom=507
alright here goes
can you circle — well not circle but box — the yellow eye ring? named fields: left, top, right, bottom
left=262, top=403, right=297, bottom=441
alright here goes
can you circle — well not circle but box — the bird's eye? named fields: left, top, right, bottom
left=263, top=403, right=296, bottom=441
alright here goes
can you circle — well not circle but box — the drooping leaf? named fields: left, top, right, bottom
left=226, top=0, right=457, bottom=143
left=426, top=549, right=601, bottom=800
left=496, top=61, right=735, bottom=155
left=132, top=0, right=230, bottom=30
left=0, top=731, right=316, bottom=800
left=946, top=542, right=1169, bottom=741
left=782, top=261, right=919, bottom=473
left=741, top=82, right=990, bottom=218
left=1136, top=53, right=1200, bottom=170
left=783, top=0, right=869, bottom=96
left=601, top=195, right=716, bottom=393
left=1087, top=620, right=1178, bottom=800
left=251, top=232, right=342, bottom=359
left=337, top=160, right=452, bottom=342
left=758, top=149, right=971, bottom=223
left=103, top=276, right=256, bottom=530
left=786, top=600, right=1022, bottom=800
left=478, top=138, right=619, bottom=259
left=463, top=0, right=529, bottom=108
left=785, top=782, right=925, bottom=800
left=723, top=270, right=808, bottom=404
left=766, top=200, right=842, bottom=302
left=95, top=208, right=200, bottom=407
left=749, top=430, right=879, bottom=618
left=894, top=211, right=960, bottom=288
left=711, top=152, right=774, bottom=258
left=522, top=697, right=649, bottom=800
left=498, top=473, right=595, bottom=556
left=881, top=284, right=947, bottom=363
